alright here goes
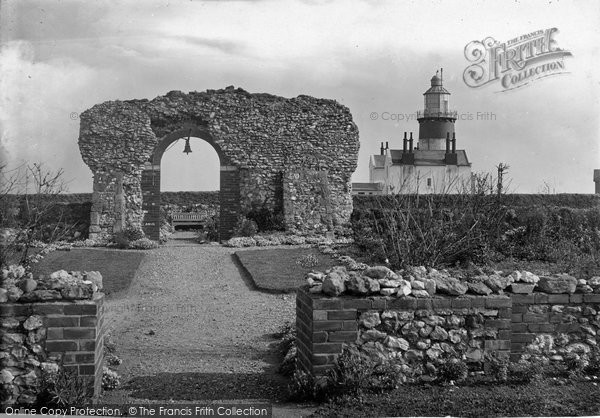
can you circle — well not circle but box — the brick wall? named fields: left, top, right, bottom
left=1, top=295, right=105, bottom=406
left=297, top=287, right=512, bottom=377
left=510, top=293, right=600, bottom=362
left=297, top=287, right=600, bottom=378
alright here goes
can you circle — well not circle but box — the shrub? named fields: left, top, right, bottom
left=508, top=359, right=543, bottom=383
left=129, top=238, right=159, bottom=250
left=436, top=358, right=468, bottom=383
left=283, top=235, right=306, bottom=245
left=245, top=203, right=284, bottom=232
left=485, top=352, right=509, bottom=382
left=296, top=254, right=319, bottom=268
left=39, top=366, right=93, bottom=407
left=204, top=213, right=220, bottom=242
left=102, top=366, right=121, bottom=390
left=585, top=346, right=600, bottom=376
left=253, top=235, right=273, bottom=246
left=105, top=353, right=122, bottom=367
left=325, top=346, right=403, bottom=397
left=225, top=237, right=256, bottom=247
left=235, top=218, right=258, bottom=237
left=352, top=194, right=508, bottom=268
left=288, top=369, right=325, bottom=402
left=564, top=352, right=590, bottom=377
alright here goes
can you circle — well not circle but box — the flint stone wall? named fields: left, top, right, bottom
left=78, top=87, right=359, bottom=241
left=0, top=297, right=104, bottom=407
left=297, top=287, right=600, bottom=379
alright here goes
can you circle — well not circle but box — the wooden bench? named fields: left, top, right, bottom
left=171, top=212, right=206, bottom=228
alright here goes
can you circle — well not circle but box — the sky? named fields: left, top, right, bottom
left=0, top=0, right=598, bottom=193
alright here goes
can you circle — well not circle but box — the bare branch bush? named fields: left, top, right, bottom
left=1, top=163, right=75, bottom=269
left=352, top=167, right=511, bottom=268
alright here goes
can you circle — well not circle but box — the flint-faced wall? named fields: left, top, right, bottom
left=78, top=87, right=359, bottom=241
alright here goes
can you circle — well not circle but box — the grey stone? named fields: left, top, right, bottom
left=84, top=271, right=104, bottom=290
left=19, top=279, right=37, bottom=293
left=19, top=289, right=62, bottom=302
left=0, top=317, right=20, bottom=329
left=384, top=336, right=409, bottom=351
left=23, top=315, right=43, bottom=331
left=449, top=329, right=466, bottom=344
left=397, top=279, right=412, bottom=296
left=322, top=270, right=347, bottom=296
left=484, top=274, right=513, bottom=292
left=364, top=277, right=381, bottom=294
left=0, top=288, right=7, bottom=303
left=510, top=283, right=535, bottom=294
left=2, top=333, right=24, bottom=345
left=0, top=369, right=14, bottom=384
left=346, top=273, right=368, bottom=295
left=379, top=279, right=401, bottom=288
left=433, top=276, right=467, bottom=296
left=360, top=311, right=381, bottom=329
left=467, top=281, right=493, bottom=295
left=465, top=348, right=483, bottom=361
left=14, top=370, right=38, bottom=387
left=379, top=288, right=397, bottom=297
left=6, top=286, right=23, bottom=302
left=363, top=266, right=397, bottom=280
left=419, top=325, right=433, bottom=337
left=426, top=345, right=444, bottom=361
left=422, top=278, right=436, bottom=295
left=308, top=284, right=323, bottom=294
left=360, top=329, right=387, bottom=343
left=411, top=289, right=430, bottom=298
left=430, top=326, right=449, bottom=341
left=423, top=315, right=445, bottom=326
left=576, top=284, right=594, bottom=294
left=537, top=274, right=577, bottom=294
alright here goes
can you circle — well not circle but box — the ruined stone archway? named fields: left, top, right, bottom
left=78, top=87, right=359, bottom=241
left=142, top=124, right=236, bottom=241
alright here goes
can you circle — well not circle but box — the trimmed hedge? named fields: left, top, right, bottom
left=353, top=193, right=600, bottom=210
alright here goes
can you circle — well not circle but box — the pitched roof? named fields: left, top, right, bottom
left=388, top=149, right=471, bottom=166
left=371, top=154, right=386, bottom=168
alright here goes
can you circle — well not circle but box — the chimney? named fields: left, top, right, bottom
left=385, top=141, right=389, bottom=150
left=403, top=132, right=407, bottom=152
left=409, top=132, right=414, bottom=153
left=451, top=132, right=456, bottom=154
left=594, top=169, right=600, bottom=194
left=445, top=132, right=458, bottom=165
left=380, top=142, right=384, bottom=155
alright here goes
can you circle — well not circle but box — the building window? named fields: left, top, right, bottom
left=427, top=178, right=432, bottom=187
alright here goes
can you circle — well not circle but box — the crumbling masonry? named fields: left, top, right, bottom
left=78, top=87, right=360, bottom=240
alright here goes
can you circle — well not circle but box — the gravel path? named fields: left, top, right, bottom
left=101, top=236, right=314, bottom=416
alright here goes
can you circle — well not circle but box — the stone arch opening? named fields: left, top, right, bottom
left=141, top=125, right=237, bottom=241
left=78, top=87, right=359, bottom=243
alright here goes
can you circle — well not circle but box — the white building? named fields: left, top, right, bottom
left=365, top=70, right=472, bottom=194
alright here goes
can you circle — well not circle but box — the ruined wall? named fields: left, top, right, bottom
left=78, top=87, right=360, bottom=240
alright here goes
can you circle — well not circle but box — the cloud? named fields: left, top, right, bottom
left=0, top=0, right=598, bottom=193
left=0, top=40, right=98, bottom=189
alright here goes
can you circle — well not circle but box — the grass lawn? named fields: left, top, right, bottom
left=31, top=248, right=146, bottom=296
left=234, top=247, right=336, bottom=293
left=311, top=380, right=600, bottom=417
